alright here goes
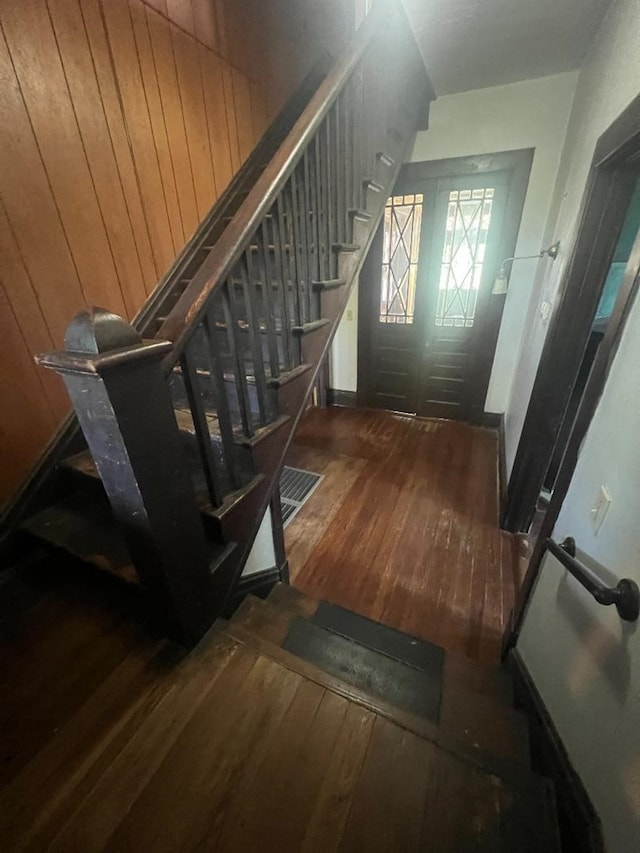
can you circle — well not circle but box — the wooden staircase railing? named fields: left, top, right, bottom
left=33, top=0, right=432, bottom=643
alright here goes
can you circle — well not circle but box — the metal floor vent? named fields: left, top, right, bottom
left=279, top=466, right=323, bottom=528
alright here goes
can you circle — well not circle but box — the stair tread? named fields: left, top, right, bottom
left=242, top=590, right=528, bottom=766
left=20, top=494, right=139, bottom=586
left=312, top=278, right=346, bottom=291
left=267, top=584, right=513, bottom=703
left=21, top=491, right=240, bottom=583
left=225, top=600, right=550, bottom=797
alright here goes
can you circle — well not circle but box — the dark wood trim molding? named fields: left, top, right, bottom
left=228, top=564, right=287, bottom=613
left=357, top=149, right=533, bottom=419
left=509, top=650, right=605, bottom=853
left=503, top=92, right=640, bottom=535
left=497, top=415, right=507, bottom=516
left=479, top=412, right=502, bottom=429
left=477, top=412, right=507, bottom=515
left=504, top=90, right=640, bottom=651
left=327, top=388, right=358, bottom=408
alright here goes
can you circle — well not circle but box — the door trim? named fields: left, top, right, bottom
left=357, top=149, right=534, bottom=419
left=503, top=90, right=640, bottom=652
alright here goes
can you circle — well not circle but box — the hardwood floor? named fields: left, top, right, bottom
left=285, top=407, right=519, bottom=665
left=0, top=560, right=554, bottom=852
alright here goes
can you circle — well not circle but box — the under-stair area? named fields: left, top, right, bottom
left=0, top=559, right=561, bottom=852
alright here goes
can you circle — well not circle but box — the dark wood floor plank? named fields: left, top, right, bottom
left=338, top=715, right=434, bottom=852
left=49, top=637, right=254, bottom=852
left=214, top=687, right=353, bottom=852
left=0, top=638, right=171, bottom=850
left=99, top=653, right=301, bottom=852
left=288, top=409, right=516, bottom=665
left=210, top=678, right=327, bottom=851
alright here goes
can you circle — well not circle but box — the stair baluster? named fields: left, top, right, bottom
left=35, top=0, right=433, bottom=641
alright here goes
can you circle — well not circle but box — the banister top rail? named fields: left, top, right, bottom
left=156, top=1, right=399, bottom=368
left=546, top=537, right=640, bottom=621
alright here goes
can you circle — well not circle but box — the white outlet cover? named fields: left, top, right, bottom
left=590, top=485, right=612, bottom=534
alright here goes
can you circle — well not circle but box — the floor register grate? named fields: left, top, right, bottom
left=279, top=466, right=323, bottom=527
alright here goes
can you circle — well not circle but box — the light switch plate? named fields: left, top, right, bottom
left=590, top=485, right=612, bottom=534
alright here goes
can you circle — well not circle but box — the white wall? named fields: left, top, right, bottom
left=240, top=504, right=277, bottom=577
left=518, top=2, right=640, bottom=849
left=329, top=72, right=578, bottom=412
left=329, top=284, right=358, bottom=391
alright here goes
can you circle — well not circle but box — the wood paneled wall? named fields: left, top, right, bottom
left=0, top=0, right=354, bottom=509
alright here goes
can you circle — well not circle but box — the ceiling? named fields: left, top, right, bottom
left=401, top=0, right=614, bottom=95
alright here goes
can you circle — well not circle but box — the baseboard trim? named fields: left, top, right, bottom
left=228, top=561, right=288, bottom=614
left=497, top=414, right=507, bottom=516
left=326, top=388, right=357, bottom=408
left=480, top=411, right=502, bottom=429
left=509, top=649, right=605, bottom=853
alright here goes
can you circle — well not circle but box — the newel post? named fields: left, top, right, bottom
left=38, top=308, right=213, bottom=644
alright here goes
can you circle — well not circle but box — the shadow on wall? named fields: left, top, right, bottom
left=555, top=552, right=636, bottom=705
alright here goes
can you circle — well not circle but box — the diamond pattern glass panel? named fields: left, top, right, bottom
left=436, top=188, right=494, bottom=328
left=379, top=194, right=423, bottom=324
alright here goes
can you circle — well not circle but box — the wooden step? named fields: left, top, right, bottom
left=225, top=600, right=550, bottom=796
left=348, top=207, right=373, bottom=223
left=20, top=493, right=139, bottom=587
left=362, top=177, right=384, bottom=194
left=266, top=584, right=515, bottom=715
left=61, top=448, right=266, bottom=542
left=376, top=150, right=396, bottom=168
left=332, top=242, right=361, bottom=253
left=267, top=584, right=513, bottom=702
left=20, top=492, right=239, bottom=588
left=290, top=318, right=330, bottom=336
left=237, top=592, right=528, bottom=766
left=312, top=278, right=346, bottom=292
left=1, top=606, right=559, bottom=852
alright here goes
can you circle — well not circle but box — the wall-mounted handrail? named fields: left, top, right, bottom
left=546, top=537, right=640, bottom=621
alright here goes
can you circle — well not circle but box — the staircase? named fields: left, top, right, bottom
left=0, top=573, right=562, bottom=851
left=14, top=1, right=433, bottom=643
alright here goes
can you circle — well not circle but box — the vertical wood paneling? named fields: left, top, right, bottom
left=0, top=26, right=86, bottom=341
left=221, top=64, right=241, bottom=172
left=199, top=46, right=234, bottom=196
left=232, top=68, right=254, bottom=164
left=1, top=0, right=126, bottom=317
left=80, top=0, right=158, bottom=292
left=0, top=204, right=68, bottom=420
left=171, top=23, right=216, bottom=220
left=0, top=0, right=353, bottom=507
left=99, top=0, right=176, bottom=275
left=128, top=0, right=186, bottom=251
left=191, top=0, right=217, bottom=51
left=0, top=285, right=59, bottom=503
left=48, top=0, right=149, bottom=318
left=145, top=4, right=199, bottom=239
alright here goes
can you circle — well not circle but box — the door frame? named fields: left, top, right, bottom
left=357, top=149, right=534, bottom=419
left=503, top=90, right=640, bottom=651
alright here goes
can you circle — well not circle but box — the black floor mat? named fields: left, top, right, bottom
left=282, top=617, right=442, bottom=722
left=312, top=601, right=445, bottom=675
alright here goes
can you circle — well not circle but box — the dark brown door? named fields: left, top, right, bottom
left=359, top=152, right=532, bottom=422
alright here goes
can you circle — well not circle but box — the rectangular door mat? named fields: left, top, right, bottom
left=282, top=616, right=443, bottom=723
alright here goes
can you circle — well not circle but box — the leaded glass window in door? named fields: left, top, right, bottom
left=379, top=194, right=423, bottom=324
left=436, top=187, right=495, bottom=327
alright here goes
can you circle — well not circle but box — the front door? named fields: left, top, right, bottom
left=359, top=152, right=532, bottom=421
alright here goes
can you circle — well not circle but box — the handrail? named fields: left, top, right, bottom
left=156, top=1, right=392, bottom=366
left=546, top=537, right=640, bottom=621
